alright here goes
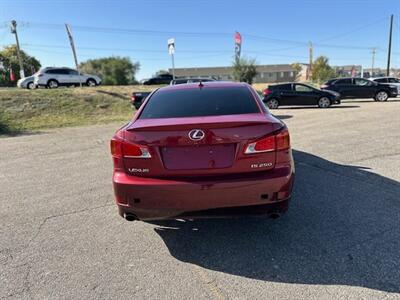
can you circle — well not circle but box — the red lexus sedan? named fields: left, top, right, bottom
left=110, top=82, right=295, bottom=221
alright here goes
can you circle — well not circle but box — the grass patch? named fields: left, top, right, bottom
left=0, top=85, right=158, bottom=133
left=0, top=83, right=272, bottom=134
left=0, top=111, right=13, bottom=134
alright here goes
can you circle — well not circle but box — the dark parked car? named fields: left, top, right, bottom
left=111, top=82, right=294, bottom=221
left=262, top=83, right=341, bottom=109
left=321, top=77, right=398, bottom=101
left=170, top=78, right=217, bottom=85
left=130, top=92, right=151, bottom=109
left=142, top=74, right=173, bottom=85
left=131, top=78, right=218, bottom=109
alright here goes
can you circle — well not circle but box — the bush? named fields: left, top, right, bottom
left=232, top=57, right=258, bottom=84
left=0, top=111, right=13, bottom=134
left=80, top=56, right=140, bottom=85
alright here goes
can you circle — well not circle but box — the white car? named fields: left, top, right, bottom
left=34, top=67, right=102, bottom=89
left=17, top=75, right=35, bottom=89
left=371, top=77, right=400, bottom=94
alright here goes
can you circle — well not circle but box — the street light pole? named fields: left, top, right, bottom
left=386, top=14, right=393, bottom=76
left=168, top=38, right=175, bottom=80
left=371, top=48, right=376, bottom=77
left=171, top=53, right=175, bottom=80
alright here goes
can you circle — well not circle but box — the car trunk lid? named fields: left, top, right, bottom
left=123, top=113, right=283, bottom=178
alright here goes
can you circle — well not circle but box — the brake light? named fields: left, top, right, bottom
left=122, top=142, right=151, bottom=158
left=110, top=137, right=151, bottom=159
left=276, top=129, right=290, bottom=150
left=245, top=136, right=275, bottom=154
left=245, top=128, right=290, bottom=154
left=262, top=89, right=272, bottom=96
left=130, top=95, right=136, bottom=102
left=110, top=139, right=122, bottom=157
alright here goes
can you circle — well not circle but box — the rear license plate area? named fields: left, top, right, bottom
left=161, top=144, right=235, bottom=170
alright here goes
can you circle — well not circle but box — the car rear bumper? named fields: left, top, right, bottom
left=113, top=163, right=295, bottom=220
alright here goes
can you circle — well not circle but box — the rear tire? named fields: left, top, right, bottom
left=27, top=82, right=34, bottom=89
left=86, top=78, right=97, bottom=87
left=375, top=91, right=388, bottom=102
left=47, top=79, right=59, bottom=89
left=318, top=97, right=331, bottom=108
left=266, top=98, right=279, bottom=109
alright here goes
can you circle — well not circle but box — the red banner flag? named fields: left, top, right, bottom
left=234, top=31, right=242, bottom=45
left=10, top=69, right=15, bottom=82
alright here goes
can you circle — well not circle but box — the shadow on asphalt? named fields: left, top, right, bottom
left=0, top=130, right=48, bottom=138
left=151, top=150, right=400, bottom=293
left=343, top=99, right=400, bottom=104
left=275, top=105, right=360, bottom=110
left=273, top=114, right=292, bottom=120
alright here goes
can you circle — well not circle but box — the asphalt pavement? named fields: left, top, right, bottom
left=1, top=99, right=400, bottom=299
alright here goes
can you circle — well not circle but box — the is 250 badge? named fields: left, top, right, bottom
left=251, top=162, right=273, bottom=169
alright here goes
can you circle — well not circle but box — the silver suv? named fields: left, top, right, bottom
left=34, top=67, right=101, bottom=88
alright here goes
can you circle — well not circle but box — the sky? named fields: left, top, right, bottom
left=0, top=0, right=399, bottom=80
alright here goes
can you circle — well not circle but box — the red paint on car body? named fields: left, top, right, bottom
left=111, top=82, right=295, bottom=220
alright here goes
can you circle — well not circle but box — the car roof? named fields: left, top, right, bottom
left=158, top=81, right=248, bottom=92
left=42, top=67, right=74, bottom=70
left=268, top=82, right=293, bottom=87
left=174, top=77, right=215, bottom=80
left=332, top=77, right=371, bottom=80
left=371, top=76, right=394, bottom=79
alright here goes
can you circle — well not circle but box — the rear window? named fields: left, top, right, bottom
left=334, top=78, right=352, bottom=85
left=324, top=79, right=336, bottom=85
left=139, top=87, right=260, bottom=119
left=276, top=84, right=292, bottom=91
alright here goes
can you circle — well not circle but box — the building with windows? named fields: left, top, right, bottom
left=169, top=64, right=308, bottom=83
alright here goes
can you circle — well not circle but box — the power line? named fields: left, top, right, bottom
left=22, top=46, right=231, bottom=61
left=15, top=21, right=386, bottom=51
left=20, top=21, right=231, bottom=38
left=21, top=43, right=231, bottom=54
left=317, top=17, right=389, bottom=43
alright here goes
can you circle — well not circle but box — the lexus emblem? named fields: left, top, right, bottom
left=188, top=129, right=205, bottom=141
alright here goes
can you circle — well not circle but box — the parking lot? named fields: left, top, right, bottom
left=1, top=99, right=400, bottom=299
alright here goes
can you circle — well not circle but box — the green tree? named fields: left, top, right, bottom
left=291, top=62, right=303, bottom=81
left=80, top=56, right=140, bottom=85
left=232, top=57, right=258, bottom=84
left=0, top=45, right=41, bottom=86
left=311, top=56, right=336, bottom=83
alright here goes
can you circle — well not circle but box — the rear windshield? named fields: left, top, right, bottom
left=269, top=84, right=291, bottom=91
left=139, top=87, right=260, bottom=119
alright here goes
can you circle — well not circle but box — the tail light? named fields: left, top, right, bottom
left=276, top=129, right=290, bottom=150
left=130, top=95, right=136, bottom=103
left=110, top=131, right=151, bottom=170
left=110, top=138, right=151, bottom=159
left=245, top=128, right=290, bottom=154
left=262, top=89, right=272, bottom=96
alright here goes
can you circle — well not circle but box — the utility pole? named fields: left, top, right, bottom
left=386, top=14, right=393, bottom=76
left=371, top=48, right=376, bottom=77
left=65, top=24, right=82, bottom=87
left=10, top=20, right=25, bottom=79
left=308, top=41, right=313, bottom=80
